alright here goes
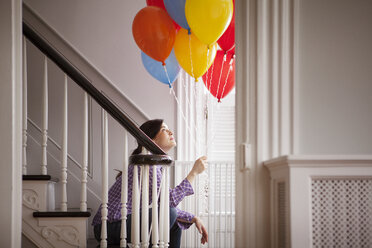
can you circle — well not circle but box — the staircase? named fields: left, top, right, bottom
left=22, top=175, right=91, bottom=248
left=21, top=3, right=173, bottom=247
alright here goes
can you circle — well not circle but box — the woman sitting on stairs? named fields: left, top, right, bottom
left=92, top=119, right=208, bottom=247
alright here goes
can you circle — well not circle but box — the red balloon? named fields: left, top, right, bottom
left=132, top=6, right=176, bottom=64
left=202, top=50, right=235, bottom=102
left=217, top=0, right=235, bottom=52
left=146, top=0, right=181, bottom=31
left=146, top=0, right=165, bottom=9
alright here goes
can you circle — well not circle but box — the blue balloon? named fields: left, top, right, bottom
left=164, top=0, right=190, bottom=31
left=141, top=49, right=180, bottom=87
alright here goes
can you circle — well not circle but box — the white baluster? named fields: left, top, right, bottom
left=41, top=56, right=48, bottom=175
left=231, top=163, right=234, bottom=248
left=220, top=163, right=223, bottom=246
left=215, top=163, right=218, bottom=247
left=225, top=163, right=228, bottom=247
left=61, top=74, right=68, bottom=212
left=22, top=37, right=28, bottom=175
left=120, top=131, right=129, bottom=248
left=100, top=110, right=109, bottom=248
left=152, top=165, right=159, bottom=248
left=80, top=92, right=88, bottom=212
left=159, top=166, right=166, bottom=248
left=132, top=165, right=140, bottom=248
left=141, top=165, right=149, bottom=247
left=164, top=166, right=170, bottom=248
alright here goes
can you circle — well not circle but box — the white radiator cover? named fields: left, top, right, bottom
left=264, top=155, right=372, bottom=248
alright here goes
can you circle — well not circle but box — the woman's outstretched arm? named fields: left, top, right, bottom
left=168, top=156, right=207, bottom=207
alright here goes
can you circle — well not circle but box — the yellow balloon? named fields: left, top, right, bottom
left=185, top=0, right=233, bottom=45
left=174, top=28, right=217, bottom=81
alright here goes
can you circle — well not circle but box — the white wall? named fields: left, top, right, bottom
left=24, top=0, right=177, bottom=136
left=298, top=0, right=372, bottom=154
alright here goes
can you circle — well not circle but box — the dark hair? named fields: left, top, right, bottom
left=116, top=119, right=163, bottom=179
left=131, top=119, right=164, bottom=155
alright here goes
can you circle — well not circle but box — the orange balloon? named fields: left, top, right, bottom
left=132, top=6, right=176, bottom=64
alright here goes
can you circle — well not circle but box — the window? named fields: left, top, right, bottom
left=175, top=70, right=235, bottom=247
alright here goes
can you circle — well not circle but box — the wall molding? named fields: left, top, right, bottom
left=235, top=0, right=297, bottom=247
left=257, top=0, right=296, bottom=161
left=23, top=189, right=41, bottom=211
left=41, top=225, right=80, bottom=247
left=264, top=155, right=372, bottom=168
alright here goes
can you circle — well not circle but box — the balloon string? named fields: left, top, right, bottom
left=178, top=72, right=202, bottom=154
left=220, top=55, right=235, bottom=102
left=204, top=47, right=214, bottom=215
left=193, top=82, right=203, bottom=157
left=207, top=50, right=215, bottom=95
left=185, top=33, right=202, bottom=156
left=188, top=34, right=195, bottom=80
left=179, top=71, right=204, bottom=159
left=179, top=71, right=194, bottom=110
left=162, top=65, right=172, bottom=89
left=208, top=101, right=220, bottom=158
left=170, top=86, right=199, bottom=148
left=216, top=53, right=227, bottom=102
left=205, top=49, right=212, bottom=157
left=205, top=97, right=214, bottom=159
left=205, top=47, right=214, bottom=159
left=204, top=47, right=210, bottom=87
left=208, top=60, right=214, bottom=91
left=185, top=32, right=197, bottom=98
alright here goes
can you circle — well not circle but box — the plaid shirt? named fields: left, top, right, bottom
left=92, top=164, right=195, bottom=230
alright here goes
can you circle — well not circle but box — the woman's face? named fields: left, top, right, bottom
left=153, top=123, right=176, bottom=152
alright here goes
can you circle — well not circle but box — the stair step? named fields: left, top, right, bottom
left=23, top=175, right=59, bottom=182
left=33, top=211, right=91, bottom=218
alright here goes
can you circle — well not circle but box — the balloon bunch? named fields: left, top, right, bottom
left=132, top=0, right=236, bottom=101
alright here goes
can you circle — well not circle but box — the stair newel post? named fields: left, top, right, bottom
left=132, top=165, right=141, bottom=248
left=152, top=165, right=159, bottom=248
left=80, top=92, right=88, bottom=212
left=141, top=149, right=150, bottom=247
left=120, top=130, right=129, bottom=248
left=41, top=56, right=48, bottom=175
left=22, top=36, right=28, bottom=175
left=100, top=110, right=109, bottom=248
left=164, top=166, right=170, bottom=248
left=61, top=74, right=68, bottom=212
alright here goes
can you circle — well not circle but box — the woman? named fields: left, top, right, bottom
left=92, top=119, right=208, bottom=247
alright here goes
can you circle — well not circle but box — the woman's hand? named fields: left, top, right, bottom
left=193, top=216, right=208, bottom=244
left=187, top=156, right=208, bottom=183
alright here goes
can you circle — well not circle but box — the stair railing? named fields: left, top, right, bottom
left=23, top=20, right=173, bottom=248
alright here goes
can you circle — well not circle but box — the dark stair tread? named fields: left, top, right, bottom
left=87, top=239, right=122, bottom=248
left=33, top=211, right=91, bottom=218
left=23, top=175, right=59, bottom=182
